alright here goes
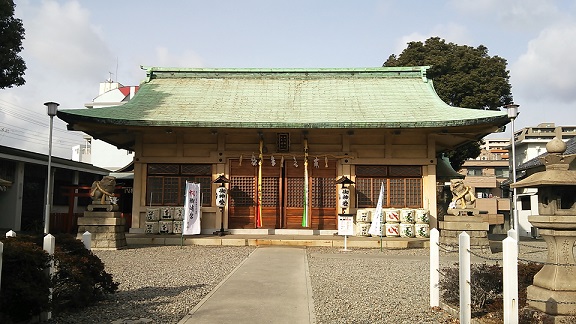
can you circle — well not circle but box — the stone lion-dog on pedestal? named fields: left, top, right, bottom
left=450, top=178, right=476, bottom=209
left=90, top=176, right=117, bottom=205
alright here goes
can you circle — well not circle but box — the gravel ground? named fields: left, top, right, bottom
left=47, top=241, right=548, bottom=324
left=48, top=245, right=256, bottom=324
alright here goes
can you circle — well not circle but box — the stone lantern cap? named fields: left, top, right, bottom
left=511, top=137, right=576, bottom=188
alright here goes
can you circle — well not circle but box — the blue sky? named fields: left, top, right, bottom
left=2, top=0, right=576, bottom=159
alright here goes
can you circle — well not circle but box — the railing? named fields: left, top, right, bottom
left=430, top=228, right=545, bottom=323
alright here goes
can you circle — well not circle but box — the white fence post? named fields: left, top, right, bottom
left=459, top=231, right=471, bottom=324
left=507, top=228, right=517, bottom=240
left=503, top=236, right=519, bottom=324
left=430, top=228, right=440, bottom=307
left=0, top=241, right=3, bottom=292
left=42, top=234, right=55, bottom=321
left=82, top=231, right=92, bottom=250
left=5, top=230, right=16, bottom=238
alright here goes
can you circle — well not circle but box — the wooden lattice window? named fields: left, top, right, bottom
left=229, top=176, right=255, bottom=207
left=181, top=164, right=212, bottom=175
left=356, top=178, right=386, bottom=207
left=286, top=178, right=304, bottom=207
left=389, top=178, right=405, bottom=206
left=312, top=177, right=336, bottom=208
left=356, top=165, right=422, bottom=208
left=356, top=165, right=388, bottom=177
left=148, top=164, right=179, bottom=174
left=146, top=164, right=212, bottom=206
left=405, top=178, right=422, bottom=206
left=262, top=177, right=279, bottom=207
left=389, top=165, right=422, bottom=177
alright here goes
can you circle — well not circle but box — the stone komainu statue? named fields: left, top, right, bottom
left=450, top=179, right=476, bottom=209
left=90, top=176, right=116, bottom=205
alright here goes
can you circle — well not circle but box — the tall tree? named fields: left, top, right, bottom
left=384, top=37, right=513, bottom=170
left=0, top=0, right=26, bottom=89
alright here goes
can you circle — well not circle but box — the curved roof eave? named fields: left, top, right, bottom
left=59, top=114, right=510, bottom=129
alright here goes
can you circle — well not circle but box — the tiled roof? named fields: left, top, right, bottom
left=58, top=67, right=509, bottom=129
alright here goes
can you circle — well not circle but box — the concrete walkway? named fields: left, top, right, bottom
left=178, top=246, right=315, bottom=324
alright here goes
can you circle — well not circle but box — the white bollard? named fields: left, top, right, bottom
left=459, top=231, right=471, bottom=324
left=82, top=231, right=92, bottom=250
left=5, top=230, right=16, bottom=238
left=430, top=228, right=440, bottom=307
left=507, top=228, right=517, bottom=240
left=42, top=234, right=55, bottom=321
left=503, top=236, right=519, bottom=324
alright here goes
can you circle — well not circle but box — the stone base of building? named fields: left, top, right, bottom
left=528, top=284, right=576, bottom=317
left=439, top=215, right=489, bottom=250
left=77, top=207, right=127, bottom=250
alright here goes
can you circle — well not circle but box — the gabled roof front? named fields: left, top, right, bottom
left=58, top=66, right=510, bottom=150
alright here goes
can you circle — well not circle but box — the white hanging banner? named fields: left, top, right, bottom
left=183, top=182, right=201, bottom=235
left=368, top=182, right=385, bottom=236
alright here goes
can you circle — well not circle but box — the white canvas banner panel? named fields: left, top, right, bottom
left=183, top=182, right=201, bottom=235
left=368, top=182, right=385, bottom=236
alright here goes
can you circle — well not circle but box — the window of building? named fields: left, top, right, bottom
left=494, top=167, right=510, bottom=178
left=146, top=164, right=212, bottom=206
left=475, top=188, right=490, bottom=198
left=520, top=196, right=532, bottom=211
left=356, top=165, right=422, bottom=208
left=467, top=167, right=483, bottom=176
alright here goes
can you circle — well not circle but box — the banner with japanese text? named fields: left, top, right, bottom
left=183, top=182, right=201, bottom=235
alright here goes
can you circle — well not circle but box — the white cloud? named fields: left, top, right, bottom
left=511, top=23, right=576, bottom=103
left=449, top=0, right=567, bottom=33
left=1, top=0, right=118, bottom=158
left=22, top=1, right=115, bottom=81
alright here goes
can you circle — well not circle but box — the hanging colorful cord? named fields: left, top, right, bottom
left=256, top=139, right=263, bottom=228
left=302, top=138, right=310, bottom=228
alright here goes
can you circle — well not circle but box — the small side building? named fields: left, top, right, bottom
left=0, top=145, right=110, bottom=233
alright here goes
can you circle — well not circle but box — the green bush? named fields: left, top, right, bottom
left=0, top=237, right=52, bottom=324
left=51, top=234, right=119, bottom=312
left=0, top=234, right=118, bottom=321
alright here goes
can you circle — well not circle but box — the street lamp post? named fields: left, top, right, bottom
left=44, top=102, right=59, bottom=235
left=506, top=103, right=519, bottom=241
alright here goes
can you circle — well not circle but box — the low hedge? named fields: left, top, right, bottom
left=0, top=234, right=118, bottom=323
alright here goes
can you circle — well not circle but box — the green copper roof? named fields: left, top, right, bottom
left=58, top=66, right=509, bottom=129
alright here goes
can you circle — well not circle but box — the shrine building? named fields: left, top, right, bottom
left=57, top=66, right=510, bottom=234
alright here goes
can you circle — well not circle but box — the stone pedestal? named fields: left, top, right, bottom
left=77, top=204, right=127, bottom=250
left=439, top=215, right=490, bottom=250
left=525, top=218, right=576, bottom=318
left=511, top=138, right=576, bottom=322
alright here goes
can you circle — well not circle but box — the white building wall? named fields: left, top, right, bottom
left=91, top=140, right=133, bottom=171
left=72, top=81, right=137, bottom=170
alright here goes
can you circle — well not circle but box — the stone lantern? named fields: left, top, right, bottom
left=511, top=137, right=576, bottom=318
